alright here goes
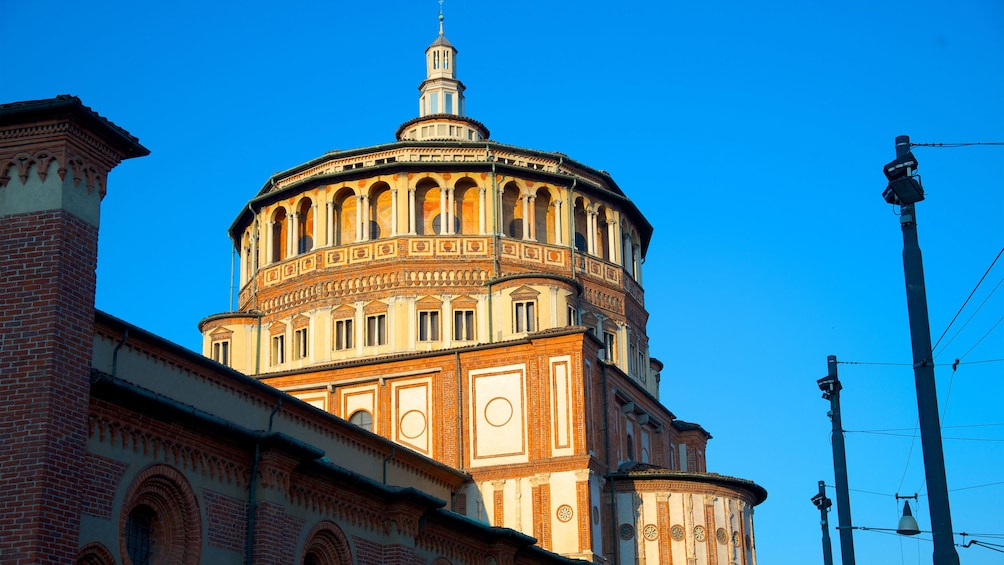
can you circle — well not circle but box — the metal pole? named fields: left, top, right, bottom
left=812, top=480, right=834, bottom=565
left=820, top=355, right=855, bottom=565
left=891, top=135, right=960, bottom=565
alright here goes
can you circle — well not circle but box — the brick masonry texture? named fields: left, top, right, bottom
left=0, top=210, right=97, bottom=564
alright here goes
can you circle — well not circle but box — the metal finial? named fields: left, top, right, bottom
left=438, top=0, right=445, bottom=35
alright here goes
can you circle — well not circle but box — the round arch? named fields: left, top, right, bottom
left=76, top=542, right=115, bottom=565
left=300, top=521, right=353, bottom=565
left=368, top=181, right=393, bottom=239
left=118, top=464, right=201, bottom=565
left=331, top=187, right=357, bottom=246
left=296, top=197, right=315, bottom=253
left=453, top=176, right=480, bottom=235
left=270, top=206, right=289, bottom=262
left=415, top=177, right=442, bottom=235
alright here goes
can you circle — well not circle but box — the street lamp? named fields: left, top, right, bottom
left=883, top=135, right=960, bottom=565
left=896, top=494, right=921, bottom=536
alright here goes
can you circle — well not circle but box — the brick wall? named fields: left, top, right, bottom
left=0, top=209, right=98, bottom=564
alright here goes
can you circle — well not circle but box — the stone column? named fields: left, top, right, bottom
left=408, top=187, right=417, bottom=234
left=607, top=218, right=618, bottom=264
left=354, top=301, right=365, bottom=356
left=439, top=188, right=447, bottom=235
left=311, top=202, right=319, bottom=251
left=290, top=211, right=299, bottom=255
left=478, top=186, right=487, bottom=234
left=633, top=244, right=642, bottom=284
left=442, top=294, right=453, bottom=348
left=526, top=194, right=534, bottom=240
left=326, top=200, right=334, bottom=247
left=391, top=189, right=399, bottom=236
left=554, top=200, right=563, bottom=245
left=265, top=220, right=274, bottom=263
left=361, top=195, right=370, bottom=241
left=446, top=186, right=455, bottom=234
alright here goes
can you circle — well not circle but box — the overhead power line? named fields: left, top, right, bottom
left=911, top=142, right=1004, bottom=148
left=932, top=247, right=1004, bottom=357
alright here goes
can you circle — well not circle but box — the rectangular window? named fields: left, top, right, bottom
left=603, top=331, right=617, bottom=362
left=567, top=306, right=578, bottom=327
left=629, top=343, right=637, bottom=374
left=418, top=310, right=440, bottom=342
left=333, top=318, right=353, bottom=350
left=271, top=334, right=285, bottom=366
left=366, top=314, right=387, bottom=346
left=293, top=327, right=308, bottom=360
left=430, top=92, right=439, bottom=114
left=453, top=310, right=475, bottom=341
left=445, top=93, right=454, bottom=114
left=515, top=301, right=536, bottom=333
left=212, top=341, right=230, bottom=366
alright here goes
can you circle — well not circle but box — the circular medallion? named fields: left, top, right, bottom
left=716, top=528, right=728, bottom=544
left=484, top=397, right=514, bottom=427
left=670, top=525, right=685, bottom=541
left=694, top=525, right=706, bottom=542
left=556, top=504, right=574, bottom=522
left=643, top=524, right=659, bottom=541
left=619, top=524, right=635, bottom=540
left=399, top=410, right=427, bottom=439
left=733, top=531, right=740, bottom=544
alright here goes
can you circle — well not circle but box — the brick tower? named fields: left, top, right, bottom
left=0, top=96, right=147, bottom=564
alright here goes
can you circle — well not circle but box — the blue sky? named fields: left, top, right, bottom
left=4, top=1, right=1002, bottom=563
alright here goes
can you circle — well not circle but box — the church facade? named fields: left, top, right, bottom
left=200, top=15, right=766, bottom=565
left=1, top=96, right=585, bottom=565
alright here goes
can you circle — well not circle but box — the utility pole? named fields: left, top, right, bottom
left=882, top=135, right=960, bottom=565
left=811, top=480, right=834, bottom=565
left=817, top=356, right=854, bottom=565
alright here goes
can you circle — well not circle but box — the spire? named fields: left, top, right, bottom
left=421, top=5, right=461, bottom=117
left=396, top=5, right=489, bottom=142
left=438, top=0, right=444, bottom=36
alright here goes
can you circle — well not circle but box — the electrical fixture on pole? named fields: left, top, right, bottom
left=882, top=135, right=960, bottom=565
left=817, top=355, right=854, bottom=565
left=811, top=481, right=834, bottom=565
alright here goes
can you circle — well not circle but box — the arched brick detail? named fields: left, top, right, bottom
left=119, top=464, right=201, bottom=565
left=76, top=542, right=115, bottom=565
left=301, top=520, right=353, bottom=565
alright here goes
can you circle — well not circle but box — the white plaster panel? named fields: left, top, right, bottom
left=391, top=377, right=432, bottom=454
left=590, top=476, right=602, bottom=555
left=616, top=492, right=636, bottom=565
left=715, top=498, right=729, bottom=564
left=469, top=364, right=528, bottom=466
left=341, top=384, right=378, bottom=421
left=640, top=492, right=659, bottom=561
left=549, top=471, right=578, bottom=554
left=293, top=392, right=326, bottom=410
left=693, top=494, right=707, bottom=564
left=549, top=355, right=574, bottom=456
